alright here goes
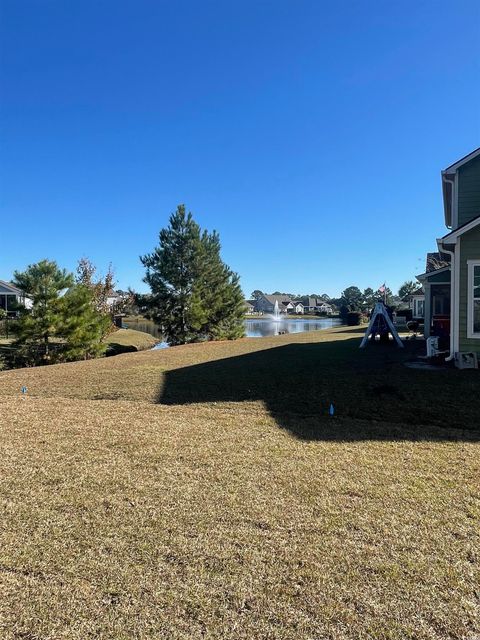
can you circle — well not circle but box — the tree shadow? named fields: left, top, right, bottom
left=156, top=338, right=480, bottom=441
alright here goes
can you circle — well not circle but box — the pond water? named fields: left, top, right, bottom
left=245, top=317, right=343, bottom=337
left=123, top=316, right=343, bottom=347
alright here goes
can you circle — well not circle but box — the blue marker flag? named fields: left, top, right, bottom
left=329, top=403, right=335, bottom=416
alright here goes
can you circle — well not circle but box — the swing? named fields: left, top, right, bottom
left=359, top=302, right=403, bottom=348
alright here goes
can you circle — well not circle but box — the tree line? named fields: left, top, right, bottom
left=249, top=281, right=419, bottom=314
left=2, top=202, right=420, bottom=368
left=2, top=205, right=245, bottom=367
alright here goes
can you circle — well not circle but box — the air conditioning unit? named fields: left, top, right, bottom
left=426, top=336, right=440, bottom=357
left=455, top=352, right=478, bottom=369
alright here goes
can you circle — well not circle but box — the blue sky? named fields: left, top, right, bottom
left=1, top=1, right=479, bottom=298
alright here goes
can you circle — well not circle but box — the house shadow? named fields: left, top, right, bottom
left=156, top=337, right=480, bottom=442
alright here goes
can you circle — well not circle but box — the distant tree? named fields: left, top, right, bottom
left=141, top=204, right=245, bottom=345
left=340, top=286, right=363, bottom=311
left=320, top=293, right=331, bottom=301
left=398, top=280, right=418, bottom=300
left=76, top=257, right=115, bottom=315
left=362, top=287, right=376, bottom=311
left=12, top=260, right=108, bottom=364
left=250, top=290, right=264, bottom=300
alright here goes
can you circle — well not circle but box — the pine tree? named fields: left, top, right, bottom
left=199, top=230, right=244, bottom=341
left=58, top=285, right=111, bottom=361
left=141, top=205, right=245, bottom=345
left=12, top=260, right=74, bottom=362
left=12, top=259, right=109, bottom=365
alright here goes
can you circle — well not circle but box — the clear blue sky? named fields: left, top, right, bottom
left=1, top=1, right=479, bottom=298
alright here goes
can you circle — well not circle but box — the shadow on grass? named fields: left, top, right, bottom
left=157, top=337, right=480, bottom=441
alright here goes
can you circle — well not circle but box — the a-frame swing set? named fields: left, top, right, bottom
left=359, top=302, right=404, bottom=349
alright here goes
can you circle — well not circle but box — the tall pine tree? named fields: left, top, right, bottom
left=141, top=205, right=245, bottom=345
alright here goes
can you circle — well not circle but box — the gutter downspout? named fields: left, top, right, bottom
left=443, top=174, right=456, bottom=229
left=437, top=239, right=455, bottom=361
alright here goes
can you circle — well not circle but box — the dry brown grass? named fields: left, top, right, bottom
left=104, top=328, right=158, bottom=353
left=0, top=327, right=479, bottom=639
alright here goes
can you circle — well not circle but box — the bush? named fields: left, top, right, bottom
left=396, top=309, right=412, bottom=322
left=346, top=311, right=362, bottom=326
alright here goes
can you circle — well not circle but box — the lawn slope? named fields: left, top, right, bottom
left=0, top=327, right=479, bottom=639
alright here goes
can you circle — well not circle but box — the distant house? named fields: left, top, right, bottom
left=303, top=297, right=333, bottom=315
left=291, top=301, right=304, bottom=314
left=0, top=280, right=28, bottom=316
left=243, top=300, right=255, bottom=314
left=106, top=290, right=126, bottom=309
left=254, top=294, right=293, bottom=315
left=404, top=287, right=425, bottom=321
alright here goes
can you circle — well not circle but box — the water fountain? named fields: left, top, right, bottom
left=272, top=299, right=281, bottom=322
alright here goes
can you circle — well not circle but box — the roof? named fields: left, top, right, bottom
left=306, top=298, right=332, bottom=307
left=442, top=147, right=480, bottom=227
left=416, top=265, right=451, bottom=282
left=260, top=294, right=292, bottom=305
left=439, top=213, right=480, bottom=244
left=443, top=147, right=480, bottom=174
left=410, top=287, right=424, bottom=297
left=0, top=280, right=23, bottom=294
left=426, top=252, right=450, bottom=273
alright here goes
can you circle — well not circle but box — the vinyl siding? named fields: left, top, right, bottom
left=458, top=225, right=480, bottom=354
left=457, top=154, right=480, bottom=228
left=425, top=270, right=450, bottom=284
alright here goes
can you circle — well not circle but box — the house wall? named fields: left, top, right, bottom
left=457, top=154, right=480, bottom=228
left=459, top=225, right=480, bottom=354
left=255, top=297, right=274, bottom=314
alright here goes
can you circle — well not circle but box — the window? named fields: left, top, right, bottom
left=414, top=299, right=424, bottom=318
left=467, top=261, right=480, bottom=338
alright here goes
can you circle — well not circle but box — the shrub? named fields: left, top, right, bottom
left=346, top=311, right=362, bottom=326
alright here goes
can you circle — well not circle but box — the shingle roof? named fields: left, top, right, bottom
left=426, top=252, right=451, bottom=273
left=305, top=297, right=332, bottom=307
left=0, top=280, right=23, bottom=294
left=261, top=295, right=292, bottom=305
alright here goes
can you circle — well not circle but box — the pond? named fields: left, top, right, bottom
left=245, top=317, right=343, bottom=337
left=123, top=316, right=343, bottom=347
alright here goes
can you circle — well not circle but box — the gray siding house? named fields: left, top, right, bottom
left=419, top=147, right=480, bottom=360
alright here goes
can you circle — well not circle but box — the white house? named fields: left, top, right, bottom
left=292, top=301, right=304, bottom=314
left=0, top=280, right=29, bottom=316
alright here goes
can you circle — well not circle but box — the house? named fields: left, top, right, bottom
left=106, top=290, right=126, bottom=309
left=420, top=147, right=480, bottom=360
left=404, top=286, right=425, bottom=321
left=243, top=300, right=255, bottom=314
left=303, top=297, right=333, bottom=315
left=291, top=301, right=304, bottom=314
left=254, top=294, right=293, bottom=315
left=0, top=280, right=29, bottom=317
left=416, top=253, right=451, bottom=338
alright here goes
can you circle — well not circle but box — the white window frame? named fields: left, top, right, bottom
left=467, top=260, right=480, bottom=339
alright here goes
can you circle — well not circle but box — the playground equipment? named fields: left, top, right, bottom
left=360, top=302, right=404, bottom=349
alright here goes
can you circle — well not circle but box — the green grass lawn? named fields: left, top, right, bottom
left=0, top=327, right=478, bottom=639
